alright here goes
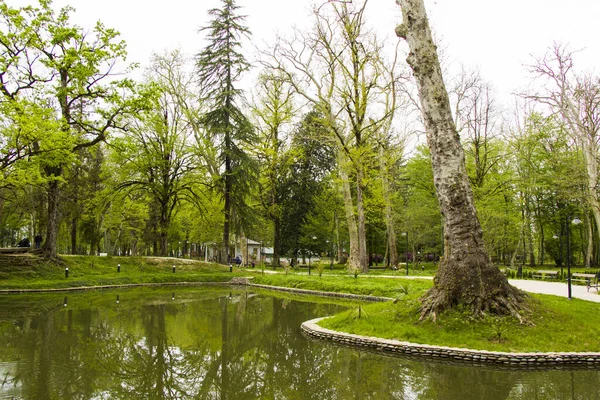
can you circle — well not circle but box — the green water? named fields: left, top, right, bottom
left=0, top=287, right=599, bottom=399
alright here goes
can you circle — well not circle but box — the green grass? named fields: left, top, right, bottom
left=281, top=261, right=437, bottom=278
left=319, top=292, right=600, bottom=353
left=251, top=273, right=433, bottom=298
left=0, top=255, right=243, bottom=290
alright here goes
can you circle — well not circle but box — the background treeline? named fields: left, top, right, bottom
left=0, top=0, right=597, bottom=270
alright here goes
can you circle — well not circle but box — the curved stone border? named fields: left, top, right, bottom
left=0, top=281, right=229, bottom=293
left=302, top=317, right=600, bottom=368
left=246, top=283, right=392, bottom=302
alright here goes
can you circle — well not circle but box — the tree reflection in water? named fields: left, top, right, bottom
left=0, top=287, right=600, bottom=399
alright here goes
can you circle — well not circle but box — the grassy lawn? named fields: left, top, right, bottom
left=0, top=255, right=242, bottom=289
left=318, top=290, right=600, bottom=353
left=251, top=273, right=433, bottom=298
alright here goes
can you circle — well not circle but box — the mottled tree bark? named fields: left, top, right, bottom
left=355, top=166, right=369, bottom=272
left=339, top=152, right=360, bottom=271
left=380, top=145, right=399, bottom=268
left=396, top=0, right=525, bottom=319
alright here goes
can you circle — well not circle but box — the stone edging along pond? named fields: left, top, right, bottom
left=301, top=317, right=600, bottom=368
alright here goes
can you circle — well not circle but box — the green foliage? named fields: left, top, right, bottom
left=398, top=283, right=410, bottom=295
left=196, top=0, right=257, bottom=251
left=280, top=110, right=336, bottom=259
left=316, top=262, right=326, bottom=278
left=349, top=304, right=370, bottom=320
left=401, top=146, right=443, bottom=258
left=488, top=316, right=508, bottom=342
left=0, top=0, right=145, bottom=256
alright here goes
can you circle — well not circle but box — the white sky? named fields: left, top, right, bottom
left=6, top=0, right=600, bottom=105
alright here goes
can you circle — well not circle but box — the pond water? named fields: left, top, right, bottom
left=0, top=286, right=599, bottom=399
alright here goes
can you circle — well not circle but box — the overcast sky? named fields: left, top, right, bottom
left=6, top=0, right=600, bottom=103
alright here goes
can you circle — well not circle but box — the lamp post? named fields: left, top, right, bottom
left=402, top=232, right=408, bottom=276
left=553, top=234, right=563, bottom=277
left=246, top=238, right=249, bottom=267
left=566, top=216, right=583, bottom=300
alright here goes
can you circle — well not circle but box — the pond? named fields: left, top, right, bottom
left=0, top=286, right=598, bottom=399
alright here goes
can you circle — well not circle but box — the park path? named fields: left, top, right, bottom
left=508, top=279, right=600, bottom=303
left=359, top=274, right=600, bottom=303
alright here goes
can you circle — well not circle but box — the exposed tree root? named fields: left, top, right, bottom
left=420, top=283, right=528, bottom=323
left=419, top=257, right=529, bottom=324
left=38, top=250, right=66, bottom=266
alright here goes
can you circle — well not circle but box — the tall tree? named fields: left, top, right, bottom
left=196, top=0, right=256, bottom=263
left=112, top=82, right=197, bottom=256
left=395, top=0, right=525, bottom=319
left=526, top=44, right=600, bottom=267
left=252, top=72, right=294, bottom=267
left=0, top=0, right=143, bottom=258
left=280, top=110, right=335, bottom=261
left=264, top=0, right=400, bottom=272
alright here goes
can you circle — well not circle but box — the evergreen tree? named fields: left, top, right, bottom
left=280, top=111, right=335, bottom=261
left=196, top=0, right=256, bottom=263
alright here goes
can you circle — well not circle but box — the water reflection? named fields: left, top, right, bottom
left=0, top=287, right=599, bottom=399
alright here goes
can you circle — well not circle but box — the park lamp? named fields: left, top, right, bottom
left=552, top=234, right=563, bottom=276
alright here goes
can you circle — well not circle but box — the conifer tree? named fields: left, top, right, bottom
left=196, top=0, right=256, bottom=263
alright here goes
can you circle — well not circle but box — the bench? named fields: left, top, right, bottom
left=570, top=273, right=599, bottom=292
left=532, top=270, right=559, bottom=280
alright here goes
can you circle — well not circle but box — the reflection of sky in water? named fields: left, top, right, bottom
left=0, top=287, right=599, bottom=399
left=0, top=361, right=21, bottom=395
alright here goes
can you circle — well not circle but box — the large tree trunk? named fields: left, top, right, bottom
left=582, top=136, right=600, bottom=266
left=222, top=98, right=232, bottom=265
left=159, top=202, right=169, bottom=257
left=272, top=216, right=281, bottom=268
left=586, top=212, right=593, bottom=267
left=396, top=0, right=525, bottom=320
left=355, top=166, right=369, bottom=272
left=339, top=154, right=360, bottom=271
left=70, top=216, right=77, bottom=255
left=223, top=157, right=231, bottom=264
left=335, top=211, right=343, bottom=262
left=380, top=146, right=399, bottom=268
left=43, top=176, right=61, bottom=258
